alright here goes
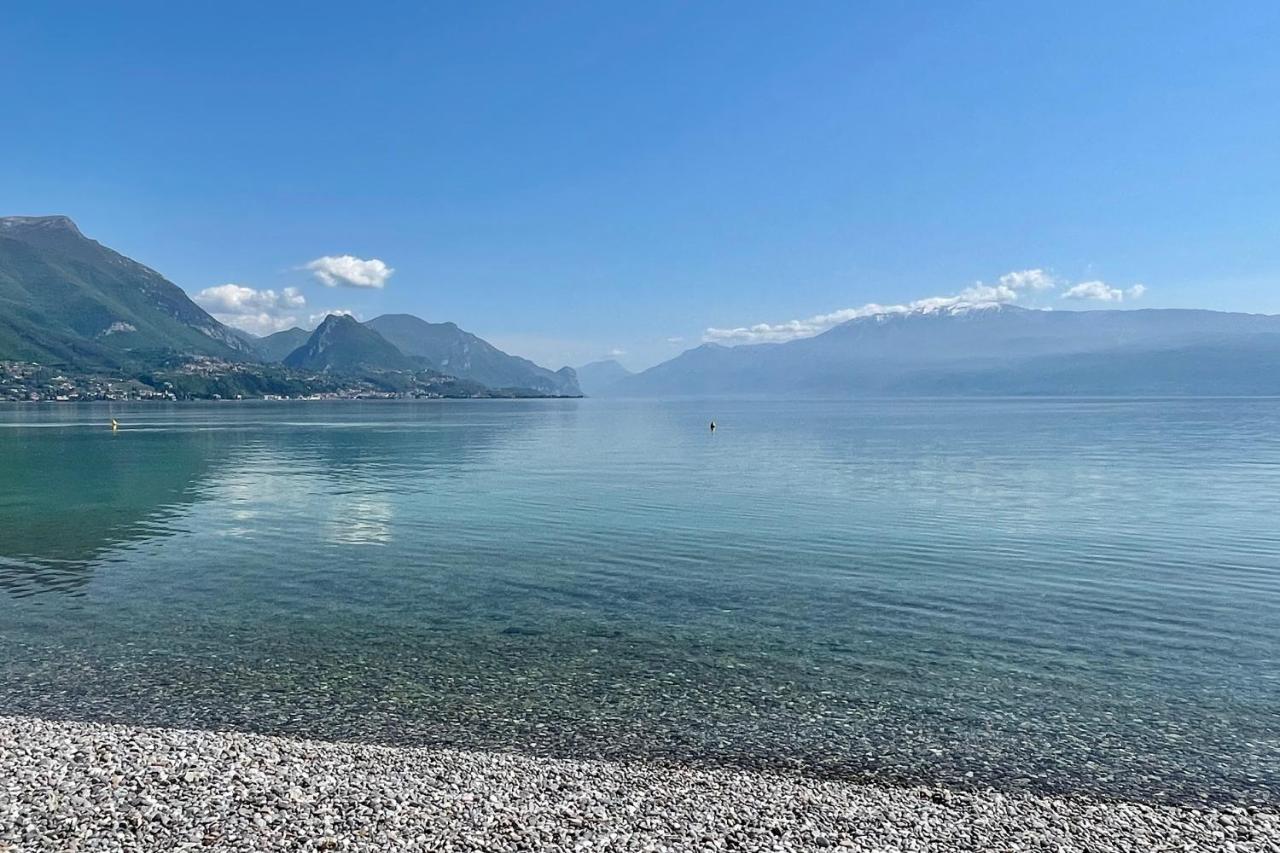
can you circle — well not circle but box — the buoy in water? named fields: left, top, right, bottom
left=709, top=420, right=716, bottom=432
left=111, top=419, right=119, bottom=431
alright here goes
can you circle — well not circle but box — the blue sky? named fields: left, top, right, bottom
left=3, top=1, right=1278, bottom=370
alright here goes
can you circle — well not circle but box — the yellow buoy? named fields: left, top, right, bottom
left=111, top=418, right=119, bottom=431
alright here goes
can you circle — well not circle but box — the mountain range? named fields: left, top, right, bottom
left=6, top=214, right=1280, bottom=400
left=282, top=314, right=420, bottom=374
left=364, top=314, right=579, bottom=395
left=0, top=216, right=581, bottom=397
left=606, top=304, right=1280, bottom=397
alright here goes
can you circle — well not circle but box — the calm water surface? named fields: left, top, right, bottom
left=1, top=399, right=1277, bottom=804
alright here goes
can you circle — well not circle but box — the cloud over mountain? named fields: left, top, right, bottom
left=306, top=255, right=394, bottom=289
left=704, top=269, right=1059, bottom=344
left=308, top=308, right=356, bottom=326
left=193, top=284, right=306, bottom=335
left=703, top=269, right=1151, bottom=345
left=193, top=283, right=364, bottom=336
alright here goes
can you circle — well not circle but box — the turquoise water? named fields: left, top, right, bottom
left=1, top=399, right=1277, bottom=804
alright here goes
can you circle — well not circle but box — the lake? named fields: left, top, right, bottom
left=1, top=398, right=1277, bottom=805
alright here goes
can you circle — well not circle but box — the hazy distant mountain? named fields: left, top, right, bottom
left=251, top=327, right=311, bottom=362
left=610, top=304, right=1280, bottom=397
left=901, top=334, right=1280, bottom=396
left=283, top=314, right=418, bottom=373
left=365, top=313, right=580, bottom=395
left=0, top=215, right=252, bottom=368
left=575, top=359, right=633, bottom=395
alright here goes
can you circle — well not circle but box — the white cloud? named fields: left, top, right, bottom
left=666, top=336, right=685, bottom=345
left=194, top=284, right=307, bottom=335
left=308, top=309, right=357, bottom=327
left=305, top=255, right=394, bottom=289
left=1063, top=281, right=1122, bottom=302
left=608, top=348, right=626, bottom=357
left=997, top=268, right=1057, bottom=291
left=704, top=269, right=1058, bottom=345
left=1062, top=281, right=1149, bottom=303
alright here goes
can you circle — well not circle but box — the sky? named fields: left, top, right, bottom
left=3, top=1, right=1279, bottom=370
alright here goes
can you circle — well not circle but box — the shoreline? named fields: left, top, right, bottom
left=2, top=716, right=1275, bottom=852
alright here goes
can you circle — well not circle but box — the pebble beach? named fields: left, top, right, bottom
left=2, top=716, right=1276, bottom=852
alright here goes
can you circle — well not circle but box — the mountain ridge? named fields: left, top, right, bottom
left=365, top=313, right=580, bottom=395
left=8, top=215, right=1280, bottom=400
left=251, top=327, right=311, bottom=362
left=0, top=216, right=580, bottom=398
left=609, top=305, right=1280, bottom=397
left=283, top=314, right=419, bottom=373
left=0, top=215, right=253, bottom=369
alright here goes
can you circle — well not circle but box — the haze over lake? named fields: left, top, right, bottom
left=2, top=398, right=1277, bottom=806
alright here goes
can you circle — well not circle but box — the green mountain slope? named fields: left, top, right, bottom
left=0, top=216, right=252, bottom=369
left=252, top=327, right=311, bottom=362
left=365, top=313, right=579, bottom=395
left=283, top=314, right=418, bottom=373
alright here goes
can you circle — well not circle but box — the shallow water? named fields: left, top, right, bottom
left=1, top=398, right=1277, bottom=804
